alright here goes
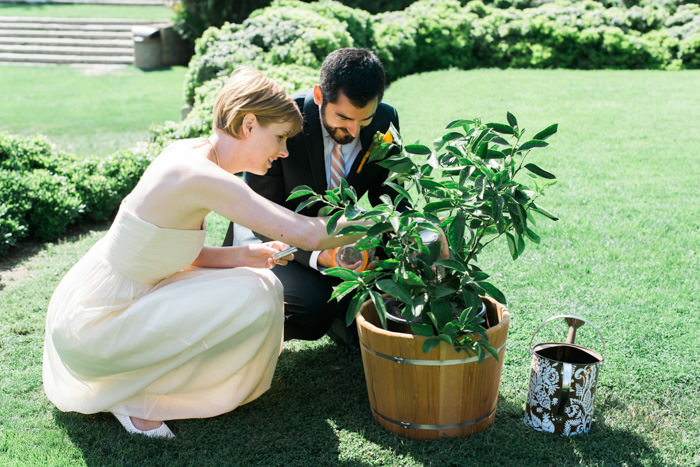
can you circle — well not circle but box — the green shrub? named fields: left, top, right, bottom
left=184, top=2, right=353, bottom=105
left=173, top=0, right=271, bottom=43
left=157, top=0, right=699, bottom=160
left=0, top=134, right=76, bottom=173
left=0, top=134, right=154, bottom=253
left=678, top=32, right=700, bottom=68
left=173, top=0, right=413, bottom=46
left=0, top=171, right=30, bottom=255
left=22, top=169, right=84, bottom=242
left=70, top=149, right=153, bottom=222
left=371, top=11, right=418, bottom=80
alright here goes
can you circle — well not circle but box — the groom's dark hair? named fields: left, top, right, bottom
left=319, top=48, right=385, bottom=108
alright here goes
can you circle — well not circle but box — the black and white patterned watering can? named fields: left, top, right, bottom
left=524, top=315, right=605, bottom=436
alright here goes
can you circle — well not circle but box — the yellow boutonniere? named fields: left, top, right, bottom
left=356, top=130, right=393, bottom=174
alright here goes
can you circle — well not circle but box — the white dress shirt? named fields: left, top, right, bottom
left=310, top=106, right=363, bottom=270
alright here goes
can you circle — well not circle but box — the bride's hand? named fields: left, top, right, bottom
left=246, top=242, right=294, bottom=269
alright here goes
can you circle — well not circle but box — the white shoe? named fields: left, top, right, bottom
left=113, top=413, right=175, bottom=439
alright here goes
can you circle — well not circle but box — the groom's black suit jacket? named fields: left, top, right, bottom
left=226, top=89, right=401, bottom=267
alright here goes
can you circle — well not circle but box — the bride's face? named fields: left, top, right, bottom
left=242, top=118, right=292, bottom=175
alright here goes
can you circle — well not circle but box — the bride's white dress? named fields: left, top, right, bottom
left=43, top=204, right=284, bottom=421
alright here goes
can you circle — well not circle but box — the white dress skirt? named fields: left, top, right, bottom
left=43, top=204, right=284, bottom=421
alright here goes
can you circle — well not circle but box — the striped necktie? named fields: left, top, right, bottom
left=329, top=142, right=345, bottom=189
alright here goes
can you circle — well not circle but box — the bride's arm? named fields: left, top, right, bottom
left=191, top=242, right=292, bottom=269
left=195, top=171, right=363, bottom=252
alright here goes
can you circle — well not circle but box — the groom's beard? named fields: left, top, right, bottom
left=321, top=104, right=355, bottom=145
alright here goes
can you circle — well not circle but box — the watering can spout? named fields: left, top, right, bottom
left=565, top=317, right=585, bottom=344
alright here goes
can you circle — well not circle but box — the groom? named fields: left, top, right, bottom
left=223, top=48, right=401, bottom=346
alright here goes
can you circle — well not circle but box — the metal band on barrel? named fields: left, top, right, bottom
left=373, top=407, right=496, bottom=431
left=361, top=343, right=506, bottom=366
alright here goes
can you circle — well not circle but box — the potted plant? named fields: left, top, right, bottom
left=290, top=113, right=559, bottom=439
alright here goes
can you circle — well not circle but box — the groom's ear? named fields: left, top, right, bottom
left=313, top=84, right=323, bottom=106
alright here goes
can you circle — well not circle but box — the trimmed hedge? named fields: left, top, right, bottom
left=0, top=134, right=153, bottom=255
left=150, top=0, right=698, bottom=149
left=173, top=0, right=415, bottom=43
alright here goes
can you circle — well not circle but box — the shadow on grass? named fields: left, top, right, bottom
left=54, top=341, right=660, bottom=466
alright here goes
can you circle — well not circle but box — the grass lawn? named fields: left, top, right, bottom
left=1, top=69, right=698, bottom=465
left=0, top=65, right=187, bottom=158
left=0, top=3, right=174, bottom=20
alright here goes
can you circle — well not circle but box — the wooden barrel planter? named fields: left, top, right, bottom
left=355, top=296, right=510, bottom=440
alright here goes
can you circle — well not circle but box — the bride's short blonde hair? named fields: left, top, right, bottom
left=213, top=67, right=302, bottom=138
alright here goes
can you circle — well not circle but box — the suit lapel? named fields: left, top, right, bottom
left=302, top=93, right=327, bottom=193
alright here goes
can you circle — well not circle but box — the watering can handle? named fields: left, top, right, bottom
left=529, top=314, right=606, bottom=362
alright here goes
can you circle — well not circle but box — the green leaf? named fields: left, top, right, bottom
left=533, top=123, right=558, bottom=140
left=378, top=157, right=414, bottom=173
left=434, top=259, right=467, bottom=273
left=507, top=203, right=524, bottom=234
left=475, top=141, right=488, bottom=158
left=343, top=204, right=363, bottom=219
left=506, top=111, right=518, bottom=128
left=433, top=285, right=457, bottom=299
left=324, top=267, right=359, bottom=281
left=422, top=337, right=440, bottom=353
left=531, top=203, right=559, bottom=221
left=480, top=341, right=500, bottom=361
left=430, top=300, right=453, bottom=328
left=369, top=289, right=387, bottom=329
left=506, top=232, right=518, bottom=260
left=294, top=196, right=321, bottom=213
left=411, top=323, right=435, bottom=337
left=405, top=144, right=432, bottom=155
left=326, top=210, right=343, bottom=234
left=513, top=189, right=530, bottom=204
left=367, top=141, right=394, bottom=163
left=402, top=270, right=426, bottom=287
left=424, top=199, right=454, bottom=212
left=418, top=178, right=444, bottom=190
left=346, top=290, right=368, bottom=326
left=287, top=185, right=315, bottom=201
left=367, top=221, right=393, bottom=237
left=477, top=345, right=486, bottom=363
left=477, top=281, right=506, bottom=304
left=336, top=225, right=369, bottom=235
left=492, top=195, right=504, bottom=220
left=519, top=139, right=549, bottom=151
left=447, top=211, right=465, bottom=252
left=376, top=279, right=412, bottom=304
left=438, top=333, right=455, bottom=345
left=341, top=185, right=358, bottom=204
left=489, top=135, right=510, bottom=146
left=516, top=233, right=526, bottom=256
left=525, top=227, right=541, bottom=243
left=524, top=163, right=556, bottom=179
left=471, top=271, right=490, bottom=281
left=331, top=280, right=360, bottom=302
left=486, top=122, right=516, bottom=135
left=486, top=149, right=506, bottom=159
left=384, top=181, right=412, bottom=204
left=324, top=190, right=341, bottom=205
left=446, top=119, right=475, bottom=129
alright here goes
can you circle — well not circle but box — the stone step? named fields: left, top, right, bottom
left=0, top=51, right=134, bottom=64
left=0, top=14, right=179, bottom=66
left=0, top=21, right=160, bottom=32
left=0, top=36, right=133, bottom=47
left=0, top=43, right=133, bottom=55
left=0, top=28, right=134, bottom=39
left=0, top=16, right=167, bottom=25
left=44, top=0, right=165, bottom=5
